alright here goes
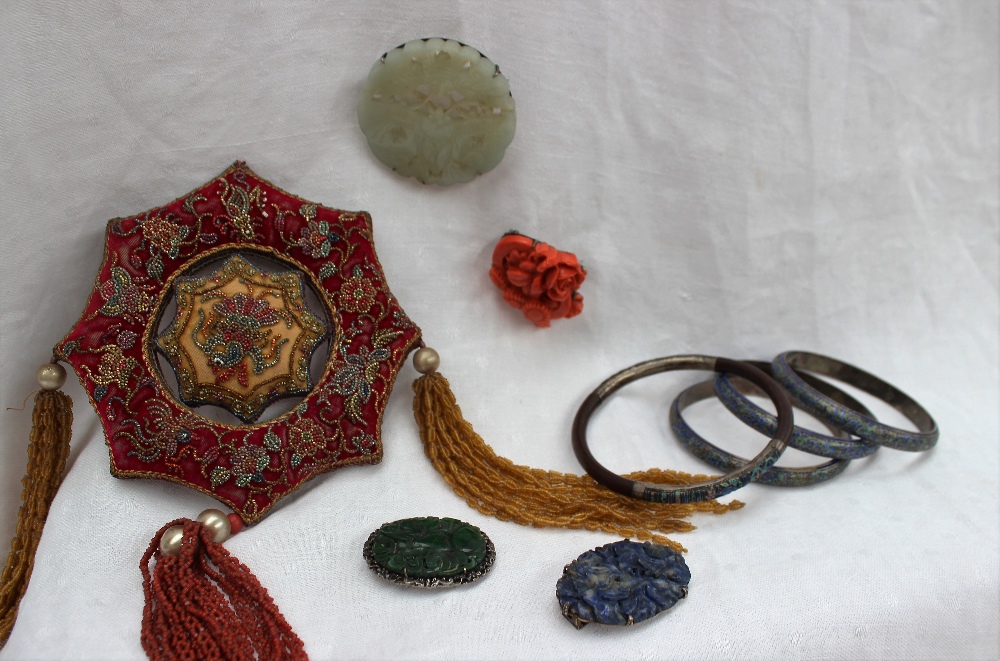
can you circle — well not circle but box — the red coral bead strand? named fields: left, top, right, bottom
left=141, top=510, right=307, bottom=661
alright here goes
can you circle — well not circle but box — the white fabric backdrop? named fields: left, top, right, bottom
left=1, top=1, right=997, bottom=659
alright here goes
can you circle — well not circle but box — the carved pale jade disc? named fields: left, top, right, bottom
left=357, top=38, right=516, bottom=185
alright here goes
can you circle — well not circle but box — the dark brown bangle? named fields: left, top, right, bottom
left=571, top=355, right=794, bottom=503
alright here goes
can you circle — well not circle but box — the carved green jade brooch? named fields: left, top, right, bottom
left=363, top=516, right=495, bottom=588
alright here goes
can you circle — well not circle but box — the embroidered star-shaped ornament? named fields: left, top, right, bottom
left=56, top=163, right=421, bottom=523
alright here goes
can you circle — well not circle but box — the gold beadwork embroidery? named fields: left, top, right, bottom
left=54, top=163, right=423, bottom=524
left=157, top=255, right=327, bottom=423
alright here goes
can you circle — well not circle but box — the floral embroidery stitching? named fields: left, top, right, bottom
left=92, top=266, right=155, bottom=323
left=231, top=444, right=270, bottom=487
left=297, top=209, right=343, bottom=259
left=141, top=214, right=193, bottom=259
left=116, top=400, right=205, bottom=468
left=195, top=293, right=290, bottom=386
left=339, top=265, right=377, bottom=313
left=156, top=254, right=327, bottom=423
left=217, top=173, right=266, bottom=240
left=54, top=163, right=422, bottom=524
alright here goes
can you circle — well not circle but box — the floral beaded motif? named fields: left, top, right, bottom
left=339, top=266, right=377, bottom=313
left=296, top=208, right=342, bottom=259
left=141, top=214, right=192, bottom=260
left=156, top=255, right=327, bottom=423
left=56, top=163, right=422, bottom=524
left=93, top=266, right=156, bottom=323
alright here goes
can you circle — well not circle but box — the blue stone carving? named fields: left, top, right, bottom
left=555, top=540, right=690, bottom=628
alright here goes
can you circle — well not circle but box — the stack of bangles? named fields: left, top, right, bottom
left=572, top=351, right=939, bottom=501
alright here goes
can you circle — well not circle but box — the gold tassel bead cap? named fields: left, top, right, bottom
left=413, top=347, right=440, bottom=374
left=36, top=363, right=67, bottom=391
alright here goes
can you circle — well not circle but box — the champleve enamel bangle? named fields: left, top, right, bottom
left=572, top=355, right=793, bottom=503
left=714, top=360, right=880, bottom=460
left=671, top=379, right=850, bottom=487
left=771, top=351, right=939, bottom=452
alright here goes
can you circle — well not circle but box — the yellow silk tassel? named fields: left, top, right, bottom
left=0, top=389, right=73, bottom=647
left=413, top=372, right=742, bottom=553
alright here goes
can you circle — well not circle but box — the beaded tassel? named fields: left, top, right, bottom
left=141, top=519, right=307, bottom=661
left=412, top=369, right=743, bottom=553
left=0, top=386, right=73, bottom=648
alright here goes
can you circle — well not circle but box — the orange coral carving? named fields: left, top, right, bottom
left=489, top=232, right=586, bottom=328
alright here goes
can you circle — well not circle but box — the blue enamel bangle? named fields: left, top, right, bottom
left=671, top=379, right=849, bottom=487
left=714, top=360, right=880, bottom=460
left=572, top=355, right=793, bottom=503
left=771, top=351, right=939, bottom=452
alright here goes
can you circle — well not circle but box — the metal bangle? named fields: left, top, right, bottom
left=771, top=351, right=939, bottom=452
left=714, top=360, right=880, bottom=460
left=671, top=379, right=849, bottom=487
left=571, top=355, right=793, bottom=504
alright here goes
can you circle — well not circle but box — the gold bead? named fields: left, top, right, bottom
left=36, top=363, right=67, bottom=391
left=159, top=525, right=185, bottom=556
left=196, top=508, right=232, bottom=544
left=412, top=347, right=440, bottom=375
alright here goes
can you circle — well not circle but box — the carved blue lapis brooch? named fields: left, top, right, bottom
left=556, top=539, right=691, bottom=628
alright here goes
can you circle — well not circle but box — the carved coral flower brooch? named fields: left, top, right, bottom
left=489, top=232, right=586, bottom=328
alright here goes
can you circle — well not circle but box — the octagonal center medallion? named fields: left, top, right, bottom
left=157, top=254, right=327, bottom=422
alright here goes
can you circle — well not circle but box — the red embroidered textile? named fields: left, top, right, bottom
left=56, top=163, right=421, bottom=523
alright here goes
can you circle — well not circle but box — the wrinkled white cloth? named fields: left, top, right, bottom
left=1, top=1, right=997, bottom=659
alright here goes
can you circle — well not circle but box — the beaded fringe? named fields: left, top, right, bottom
left=0, top=390, right=73, bottom=648
left=141, top=519, right=307, bottom=661
left=412, top=372, right=743, bottom=552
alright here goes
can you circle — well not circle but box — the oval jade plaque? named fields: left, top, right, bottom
left=363, top=516, right=495, bottom=588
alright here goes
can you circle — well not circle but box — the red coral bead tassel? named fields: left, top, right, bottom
left=140, top=513, right=306, bottom=661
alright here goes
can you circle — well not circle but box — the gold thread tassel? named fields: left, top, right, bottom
left=411, top=351, right=742, bottom=553
left=0, top=364, right=73, bottom=648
